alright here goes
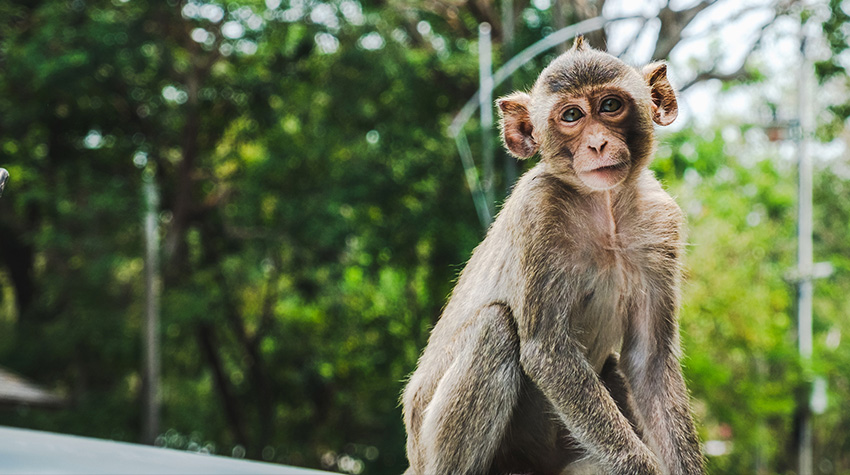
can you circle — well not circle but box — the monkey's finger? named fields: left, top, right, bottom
left=0, top=168, right=8, bottom=198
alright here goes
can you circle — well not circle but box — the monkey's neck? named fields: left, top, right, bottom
left=604, top=190, right=617, bottom=238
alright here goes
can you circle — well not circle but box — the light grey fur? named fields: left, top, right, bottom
left=402, top=41, right=704, bottom=475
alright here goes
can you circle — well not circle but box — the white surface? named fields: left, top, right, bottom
left=0, top=427, right=334, bottom=475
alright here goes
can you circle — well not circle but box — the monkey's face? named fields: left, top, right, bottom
left=547, top=90, right=635, bottom=191
left=497, top=43, right=677, bottom=194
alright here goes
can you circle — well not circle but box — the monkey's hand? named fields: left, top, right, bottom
left=519, top=337, right=662, bottom=475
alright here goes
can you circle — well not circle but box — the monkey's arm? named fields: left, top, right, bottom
left=621, top=248, right=704, bottom=474
left=519, top=333, right=661, bottom=474
left=517, top=239, right=660, bottom=474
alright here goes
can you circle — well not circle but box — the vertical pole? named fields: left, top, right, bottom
left=142, top=165, right=161, bottom=445
left=796, top=31, right=813, bottom=475
left=0, top=168, right=8, bottom=198
left=456, top=132, right=494, bottom=230
left=502, top=0, right=517, bottom=193
left=479, top=22, right=495, bottom=219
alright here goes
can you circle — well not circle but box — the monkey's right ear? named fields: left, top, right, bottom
left=497, top=92, right=538, bottom=159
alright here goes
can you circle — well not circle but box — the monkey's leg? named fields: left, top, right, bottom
left=622, top=295, right=704, bottom=475
left=418, top=303, right=522, bottom=475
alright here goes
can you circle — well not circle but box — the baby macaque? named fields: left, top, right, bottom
left=403, top=37, right=703, bottom=475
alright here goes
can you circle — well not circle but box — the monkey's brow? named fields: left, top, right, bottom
left=546, top=61, right=624, bottom=95
left=558, top=85, right=629, bottom=101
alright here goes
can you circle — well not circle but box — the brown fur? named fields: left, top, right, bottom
left=402, top=41, right=703, bottom=475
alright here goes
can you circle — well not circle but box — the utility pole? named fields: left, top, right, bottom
left=479, top=22, right=495, bottom=218
left=142, top=164, right=161, bottom=445
left=794, top=27, right=832, bottom=475
left=796, top=29, right=814, bottom=475
left=502, top=0, right=517, bottom=192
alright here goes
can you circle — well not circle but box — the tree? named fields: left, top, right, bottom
left=2, top=0, right=844, bottom=473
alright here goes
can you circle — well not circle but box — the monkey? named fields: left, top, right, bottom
left=401, top=36, right=704, bottom=475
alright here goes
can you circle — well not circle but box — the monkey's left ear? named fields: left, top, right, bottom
left=642, top=62, right=678, bottom=126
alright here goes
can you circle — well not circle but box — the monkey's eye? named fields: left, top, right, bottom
left=561, top=108, right=584, bottom=122
left=600, top=97, right=622, bottom=113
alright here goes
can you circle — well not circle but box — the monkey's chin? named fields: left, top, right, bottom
left=579, top=164, right=630, bottom=191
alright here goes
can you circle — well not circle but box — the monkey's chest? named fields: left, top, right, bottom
left=573, top=258, right=633, bottom=372
left=573, top=273, right=628, bottom=372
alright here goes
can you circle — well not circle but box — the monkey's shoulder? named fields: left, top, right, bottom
left=498, top=169, right=585, bottom=228
left=630, top=174, right=685, bottom=234
left=639, top=169, right=681, bottom=201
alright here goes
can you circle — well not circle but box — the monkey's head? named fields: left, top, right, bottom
left=498, top=36, right=677, bottom=192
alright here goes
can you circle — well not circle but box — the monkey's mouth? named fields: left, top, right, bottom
left=579, top=162, right=629, bottom=190
left=589, top=162, right=628, bottom=173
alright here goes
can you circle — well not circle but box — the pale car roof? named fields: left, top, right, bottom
left=0, top=426, right=335, bottom=475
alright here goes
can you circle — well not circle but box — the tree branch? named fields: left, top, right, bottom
left=615, top=16, right=650, bottom=59
left=653, top=0, right=718, bottom=60
left=679, top=67, right=751, bottom=92
left=678, top=14, right=774, bottom=92
left=196, top=323, right=250, bottom=448
left=255, top=260, right=280, bottom=342
left=210, top=247, right=275, bottom=455
left=467, top=0, right=503, bottom=40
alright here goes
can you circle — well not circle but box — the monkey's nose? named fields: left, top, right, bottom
left=587, top=137, right=607, bottom=154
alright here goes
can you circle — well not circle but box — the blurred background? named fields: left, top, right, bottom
left=0, top=0, right=849, bottom=473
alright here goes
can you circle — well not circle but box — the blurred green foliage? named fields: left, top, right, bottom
left=0, top=0, right=849, bottom=474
